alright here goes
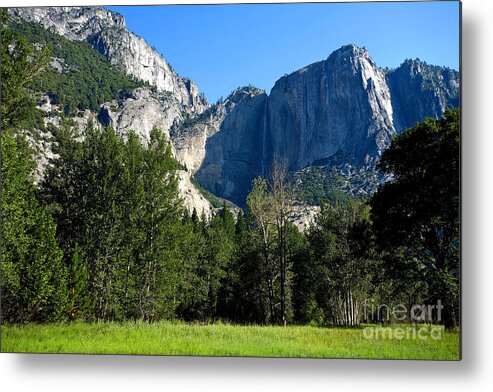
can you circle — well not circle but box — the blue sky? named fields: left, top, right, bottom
left=107, top=1, right=460, bottom=103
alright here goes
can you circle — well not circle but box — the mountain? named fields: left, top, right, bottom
left=10, top=7, right=460, bottom=211
left=9, top=7, right=217, bottom=217
left=173, top=45, right=459, bottom=206
left=172, top=86, right=268, bottom=205
left=9, top=6, right=207, bottom=112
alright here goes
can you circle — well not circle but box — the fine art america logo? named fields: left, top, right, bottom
left=362, top=300, right=445, bottom=340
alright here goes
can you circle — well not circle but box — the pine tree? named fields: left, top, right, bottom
left=40, top=126, right=184, bottom=321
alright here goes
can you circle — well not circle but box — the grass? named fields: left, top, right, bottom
left=1, top=322, right=460, bottom=360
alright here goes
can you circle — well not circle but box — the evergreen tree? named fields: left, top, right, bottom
left=1, top=10, right=67, bottom=323
left=1, top=131, right=67, bottom=323
left=40, top=126, right=183, bottom=321
left=67, top=243, right=92, bottom=320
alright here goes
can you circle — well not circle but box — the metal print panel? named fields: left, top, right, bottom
left=0, top=1, right=461, bottom=359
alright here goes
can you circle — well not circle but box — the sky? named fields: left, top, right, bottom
left=107, top=1, right=460, bottom=103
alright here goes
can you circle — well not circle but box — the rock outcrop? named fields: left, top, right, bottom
left=173, top=87, right=267, bottom=205
left=98, top=88, right=182, bottom=143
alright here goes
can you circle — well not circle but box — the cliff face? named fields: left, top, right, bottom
left=172, top=87, right=267, bottom=204
left=98, top=88, right=182, bottom=144
left=196, top=88, right=267, bottom=203
left=10, top=7, right=208, bottom=113
left=267, top=45, right=395, bottom=171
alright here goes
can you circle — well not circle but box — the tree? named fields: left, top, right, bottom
left=129, top=127, right=182, bottom=321
left=67, top=243, right=92, bottom=320
left=303, top=201, right=375, bottom=326
left=1, top=10, right=67, bottom=323
left=246, top=176, right=277, bottom=323
left=370, top=109, right=460, bottom=329
left=40, top=125, right=183, bottom=321
left=1, top=10, right=50, bottom=130
left=1, top=131, right=67, bottom=323
left=269, top=158, right=295, bottom=326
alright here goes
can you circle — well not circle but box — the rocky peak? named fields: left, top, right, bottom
left=267, top=44, right=396, bottom=173
left=9, top=7, right=125, bottom=41
left=227, top=86, right=265, bottom=103
left=398, top=58, right=426, bottom=75
left=327, top=44, right=371, bottom=68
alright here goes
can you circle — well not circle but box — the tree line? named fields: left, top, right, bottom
left=1, top=10, right=460, bottom=329
left=1, top=112, right=460, bottom=329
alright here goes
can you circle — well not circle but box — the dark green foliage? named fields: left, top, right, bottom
left=10, top=19, right=144, bottom=115
left=1, top=131, right=68, bottom=323
left=295, top=202, right=377, bottom=326
left=40, top=126, right=182, bottom=321
left=67, top=243, right=92, bottom=320
left=291, top=166, right=355, bottom=205
left=220, top=231, right=270, bottom=323
left=176, top=206, right=236, bottom=321
left=1, top=11, right=67, bottom=323
left=370, top=108, right=460, bottom=329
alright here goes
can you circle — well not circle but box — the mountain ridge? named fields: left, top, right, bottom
left=10, top=7, right=460, bottom=211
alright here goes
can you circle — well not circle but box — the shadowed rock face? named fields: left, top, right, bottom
left=196, top=89, right=267, bottom=204
left=387, top=59, right=460, bottom=131
left=172, top=87, right=268, bottom=206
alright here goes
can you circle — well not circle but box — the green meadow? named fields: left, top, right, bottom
left=1, top=322, right=460, bottom=360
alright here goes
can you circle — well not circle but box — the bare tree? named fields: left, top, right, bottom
left=269, top=158, right=294, bottom=326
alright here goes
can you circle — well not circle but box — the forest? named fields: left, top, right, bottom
left=0, top=10, right=460, bottom=335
